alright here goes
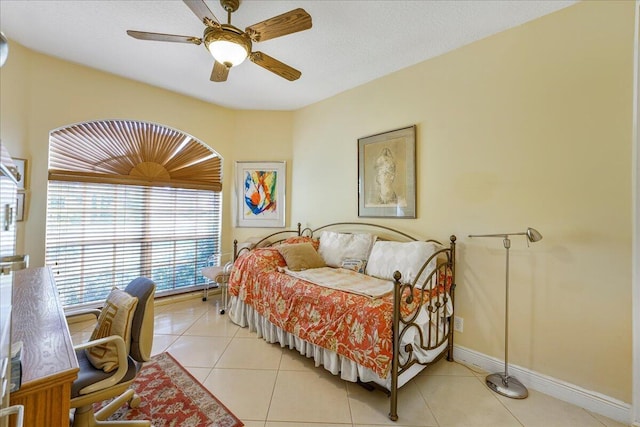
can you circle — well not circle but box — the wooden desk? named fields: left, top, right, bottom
left=10, top=267, right=79, bottom=427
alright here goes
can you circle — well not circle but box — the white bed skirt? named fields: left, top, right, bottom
left=228, top=295, right=448, bottom=390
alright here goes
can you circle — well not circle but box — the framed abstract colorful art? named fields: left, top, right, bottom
left=235, top=161, right=286, bottom=228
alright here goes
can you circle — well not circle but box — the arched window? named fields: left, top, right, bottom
left=45, top=120, right=222, bottom=307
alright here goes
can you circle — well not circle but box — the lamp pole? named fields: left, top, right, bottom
left=483, top=233, right=527, bottom=398
left=503, top=236, right=511, bottom=381
left=468, top=227, right=542, bottom=399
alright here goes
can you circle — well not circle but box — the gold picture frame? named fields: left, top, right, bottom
left=358, top=125, right=416, bottom=218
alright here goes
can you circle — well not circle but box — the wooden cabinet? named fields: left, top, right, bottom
left=9, top=267, right=79, bottom=427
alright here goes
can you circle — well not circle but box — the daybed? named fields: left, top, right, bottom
left=227, top=222, right=457, bottom=421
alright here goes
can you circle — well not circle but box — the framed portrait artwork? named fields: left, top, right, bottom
left=235, top=161, right=286, bottom=228
left=358, top=125, right=416, bottom=218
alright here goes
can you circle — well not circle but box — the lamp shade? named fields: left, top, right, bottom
left=204, top=26, right=252, bottom=68
left=525, top=227, right=543, bottom=243
left=208, top=40, right=248, bottom=66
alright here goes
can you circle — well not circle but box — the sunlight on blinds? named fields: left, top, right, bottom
left=46, top=120, right=223, bottom=307
left=46, top=178, right=221, bottom=307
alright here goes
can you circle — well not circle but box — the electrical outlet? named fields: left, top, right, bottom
left=454, top=316, right=464, bottom=333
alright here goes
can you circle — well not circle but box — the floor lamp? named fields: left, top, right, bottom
left=468, top=227, right=543, bottom=399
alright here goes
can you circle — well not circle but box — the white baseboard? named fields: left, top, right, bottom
left=154, top=288, right=221, bottom=307
left=453, top=345, right=632, bottom=425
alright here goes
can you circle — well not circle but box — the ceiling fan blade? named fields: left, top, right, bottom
left=127, top=30, right=202, bottom=45
left=210, top=61, right=229, bottom=82
left=245, top=8, right=312, bottom=42
left=183, top=0, right=220, bottom=26
left=250, top=51, right=301, bottom=81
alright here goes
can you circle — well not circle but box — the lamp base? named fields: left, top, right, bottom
left=486, top=373, right=528, bottom=399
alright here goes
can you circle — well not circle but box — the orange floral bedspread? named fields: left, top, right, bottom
left=228, top=239, right=450, bottom=379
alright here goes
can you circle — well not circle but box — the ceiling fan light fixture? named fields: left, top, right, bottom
left=127, top=1, right=312, bottom=82
left=208, top=40, right=247, bottom=66
left=204, top=26, right=251, bottom=67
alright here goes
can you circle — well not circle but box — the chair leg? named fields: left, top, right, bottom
left=71, top=405, right=94, bottom=427
left=72, top=391, right=150, bottom=426
left=95, top=389, right=135, bottom=420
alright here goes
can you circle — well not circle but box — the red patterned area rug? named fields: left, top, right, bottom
left=96, top=352, right=243, bottom=427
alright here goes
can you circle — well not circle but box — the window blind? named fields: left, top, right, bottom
left=49, top=120, right=222, bottom=191
left=45, top=181, right=221, bottom=307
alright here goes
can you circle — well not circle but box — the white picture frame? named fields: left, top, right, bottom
left=16, top=192, right=25, bottom=222
left=235, top=161, right=286, bottom=228
left=14, top=158, right=26, bottom=190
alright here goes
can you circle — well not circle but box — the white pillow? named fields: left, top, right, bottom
left=365, top=241, right=440, bottom=283
left=318, top=231, right=377, bottom=268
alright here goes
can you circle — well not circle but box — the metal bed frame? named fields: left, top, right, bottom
left=231, top=222, right=457, bottom=421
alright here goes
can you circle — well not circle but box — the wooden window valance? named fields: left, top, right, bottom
left=48, top=120, right=222, bottom=192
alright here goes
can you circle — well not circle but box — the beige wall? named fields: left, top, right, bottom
left=0, top=0, right=634, bottom=406
left=292, top=1, right=633, bottom=402
left=0, top=42, right=294, bottom=266
left=231, top=110, right=295, bottom=249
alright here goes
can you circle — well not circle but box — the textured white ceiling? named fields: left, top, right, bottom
left=0, top=0, right=578, bottom=111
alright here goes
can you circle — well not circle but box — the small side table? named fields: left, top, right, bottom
left=201, top=262, right=233, bottom=314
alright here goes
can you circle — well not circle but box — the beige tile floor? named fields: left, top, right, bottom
left=68, top=295, right=631, bottom=427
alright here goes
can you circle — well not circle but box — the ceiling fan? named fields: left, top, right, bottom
left=127, top=0, right=312, bottom=82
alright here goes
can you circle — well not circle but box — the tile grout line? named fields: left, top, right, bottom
left=260, top=334, right=281, bottom=426
left=481, top=376, right=526, bottom=427
left=415, top=375, right=442, bottom=427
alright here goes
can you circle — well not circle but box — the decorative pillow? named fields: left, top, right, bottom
left=277, top=242, right=326, bottom=271
left=85, top=287, right=139, bottom=373
left=341, top=258, right=367, bottom=274
left=318, top=231, right=377, bottom=268
left=365, top=241, right=440, bottom=283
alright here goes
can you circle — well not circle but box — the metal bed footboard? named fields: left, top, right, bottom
left=302, top=222, right=457, bottom=421
left=388, top=235, right=457, bottom=421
